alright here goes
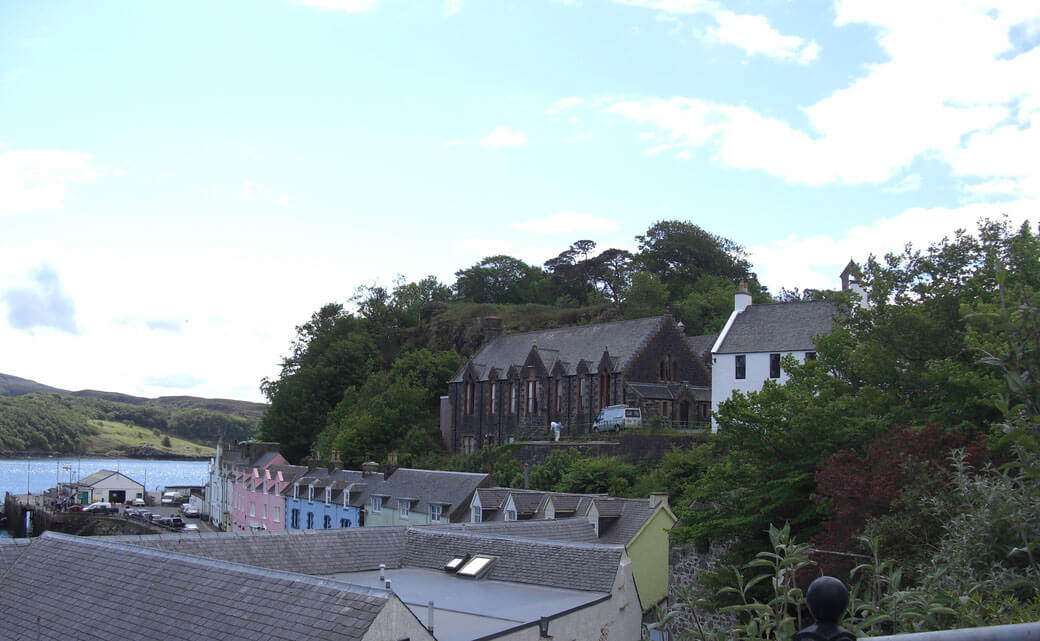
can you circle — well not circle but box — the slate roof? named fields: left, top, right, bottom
left=686, top=334, right=717, bottom=361
left=427, top=517, right=599, bottom=543
left=509, top=490, right=546, bottom=515
left=403, top=528, right=622, bottom=593
left=0, top=532, right=395, bottom=641
left=283, top=467, right=384, bottom=500
left=474, top=487, right=511, bottom=513
left=715, top=300, right=838, bottom=354
left=450, top=315, right=670, bottom=382
left=114, top=527, right=409, bottom=574
left=590, top=498, right=665, bottom=545
left=627, top=381, right=702, bottom=400
left=76, top=468, right=142, bottom=487
left=365, top=468, right=491, bottom=520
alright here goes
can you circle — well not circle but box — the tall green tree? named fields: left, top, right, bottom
left=453, top=255, right=549, bottom=304
left=636, top=220, right=757, bottom=300
left=258, top=304, right=379, bottom=462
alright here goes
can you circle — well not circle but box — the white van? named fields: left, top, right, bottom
left=592, top=405, right=642, bottom=432
left=161, top=491, right=179, bottom=506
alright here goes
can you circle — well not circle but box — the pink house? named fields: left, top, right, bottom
left=230, top=456, right=304, bottom=532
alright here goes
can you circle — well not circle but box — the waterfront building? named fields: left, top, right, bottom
left=233, top=463, right=306, bottom=531
left=283, top=452, right=381, bottom=530
left=362, top=467, right=491, bottom=527
left=71, top=469, right=144, bottom=505
left=207, top=440, right=285, bottom=531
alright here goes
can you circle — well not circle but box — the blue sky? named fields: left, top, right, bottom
left=2, top=0, right=1038, bottom=402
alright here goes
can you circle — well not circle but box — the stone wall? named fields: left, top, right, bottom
left=508, top=432, right=706, bottom=467
left=660, top=541, right=738, bottom=639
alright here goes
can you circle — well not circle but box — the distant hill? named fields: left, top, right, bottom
left=0, top=374, right=267, bottom=455
left=0, top=373, right=266, bottom=422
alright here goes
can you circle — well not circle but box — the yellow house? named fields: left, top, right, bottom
left=583, top=493, right=677, bottom=611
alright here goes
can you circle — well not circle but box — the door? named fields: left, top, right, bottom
left=680, top=401, right=690, bottom=426
left=109, top=490, right=126, bottom=504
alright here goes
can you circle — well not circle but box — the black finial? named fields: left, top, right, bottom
left=794, top=577, right=856, bottom=641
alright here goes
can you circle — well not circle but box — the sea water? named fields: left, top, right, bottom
left=0, top=457, right=210, bottom=499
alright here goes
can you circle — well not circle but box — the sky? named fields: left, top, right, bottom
left=2, top=0, right=1039, bottom=404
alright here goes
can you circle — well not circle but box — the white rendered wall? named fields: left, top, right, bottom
left=711, top=351, right=815, bottom=430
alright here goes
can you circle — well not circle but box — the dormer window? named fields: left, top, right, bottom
left=430, top=503, right=443, bottom=523
left=324, top=487, right=331, bottom=504
left=505, top=508, right=517, bottom=521
left=398, top=499, right=410, bottom=519
left=307, top=486, right=314, bottom=502
left=293, top=483, right=299, bottom=499
left=370, top=496, right=382, bottom=513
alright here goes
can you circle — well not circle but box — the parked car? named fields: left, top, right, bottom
left=132, top=498, right=146, bottom=507
left=181, top=506, right=200, bottom=518
left=84, top=502, right=118, bottom=514
left=592, top=405, right=642, bottom=432
left=136, top=510, right=152, bottom=522
left=182, top=523, right=200, bottom=533
left=124, top=508, right=139, bottom=519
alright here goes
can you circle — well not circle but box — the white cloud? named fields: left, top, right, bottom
left=508, top=211, right=620, bottom=235
left=883, top=173, right=921, bottom=193
left=480, top=126, right=528, bottom=149
left=0, top=150, right=99, bottom=215
left=748, top=201, right=1039, bottom=293
left=604, top=3, right=1040, bottom=194
left=297, top=0, right=378, bottom=11
left=706, top=11, right=820, bottom=64
left=547, top=97, right=585, bottom=114
left=443, top=139, right=463, bottom=149
left=614, top=0, right=717, bottom=14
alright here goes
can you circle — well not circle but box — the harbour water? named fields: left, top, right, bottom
left=0, top=457, right=210, bottom=500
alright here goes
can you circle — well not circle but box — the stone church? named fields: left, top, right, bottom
left=441, top=314, right=712, bottom=453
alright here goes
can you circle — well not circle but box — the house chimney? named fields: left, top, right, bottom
left=482, top=315, right=503, bottom=343
left=362, top=461, right=379, bottom=477
left=329, top=450, right=343, bottom=474
left=649, top=492, right=669, bottom=510
left=734, top=280, right=752, bottom=313
left=384, top=452, right=399, bottom=478
left=305, top=449, right=319, bottom=473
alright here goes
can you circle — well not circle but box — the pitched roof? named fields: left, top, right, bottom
left=364, top=468, right=491, bottom=519
left=451, top=315, right=670, bottom=382
left=0, top=532, right=397, bottom=641
left=715, top=300, right=837, bottom=354
left=590, top=498, right=668, bottom=545
left=428, top=517, right=599, bottom=544
left=111, top=527, right=409, bottom=574
left=403, top=528, right=622, bottom=593
left=686, top=334, right=717, bottom=361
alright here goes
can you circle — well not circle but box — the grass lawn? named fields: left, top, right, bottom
left=88, top=420, right=215, bottom=456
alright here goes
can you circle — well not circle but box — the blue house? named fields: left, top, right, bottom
left=282, top=456, right=383, bottom=530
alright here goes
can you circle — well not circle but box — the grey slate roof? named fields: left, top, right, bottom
left=686, top=333, right=717, bottom=361
left=0, top=532, right=394, bottom=641
left=451, top=315, right=670, bottom=382
left=114, top=527, right=409, bottom=574
left=715, top=300, right=837, bottom=354
left=76, top=468, right=119, bottom=486
left=590, top=498, right=662, bottom=545
left=403, top=528, right=622, bottom=593
left=365, top=468, right=491, bottom=520
left=427, top=517, right=599, bottom=543
left=474, top=487, right=511, bottom=513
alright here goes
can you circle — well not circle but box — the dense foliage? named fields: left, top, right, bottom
left=0, top=394, right=97, bottom=452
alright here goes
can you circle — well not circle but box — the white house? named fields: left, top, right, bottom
left=710, top=278, right=854, bottom=429
left=73, top=469, right=145, bottom=505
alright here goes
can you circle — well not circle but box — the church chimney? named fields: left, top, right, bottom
left=482, top=315, right=503, bottom=343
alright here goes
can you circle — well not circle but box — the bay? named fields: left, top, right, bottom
left=0, top=457, right=211, bottom=499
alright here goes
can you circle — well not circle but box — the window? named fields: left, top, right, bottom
left=263, top=503, right=268, bottom=520
left=293, top=483, right=299, bottom=499
left=340, top=518, right=351, bottom=528
left=735, top=355, right=746, bottom=380
left=577, top=374, right=585, bottom=410
left=488, top=381, right=496, bottom=415
left=249, top=501, right=255, bottom=517
left=399, top=499, right=410, bottom=519
left=509, top=381, right=517, bottom=414
left=672, top=361, right=679, bottom=381
left=472, top=507, right=482, bottom=523
left=324, top=487, right=331, bottom=504
left=467, top=380, right=477, bottom=416
left=430, top=504, right=443, bottom=522
left=291, top=509, right=300, bottom=529
left=370, top=496, right=382, bottom=513
left=445, top=555, right=469, bottom=572
left=323, top=515, right=331, bottom=529
left=554, top=378, right=562, bottom=412
left=307, top=486, right=314, bottom=502
left=461, top=436, right=476, bottom=454
left=306, top=512, right=314, bottom=529
left=599, top=371, right=610, bottom=406
left=505, top=509, right=517, bottom=521
left=769, top=353, right=781, bottom=379
left=456, top=554, right=497, bottom=578
left=273, top=506, right=280, bottom=523
left=526, top=379, right=538, bottom=414
left=805, top=351, right=817, bottom=361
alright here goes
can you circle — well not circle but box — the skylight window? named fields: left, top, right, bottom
left=444, top=553, right=470, bottom=573
left=456, top=554, right=496, bottom=578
